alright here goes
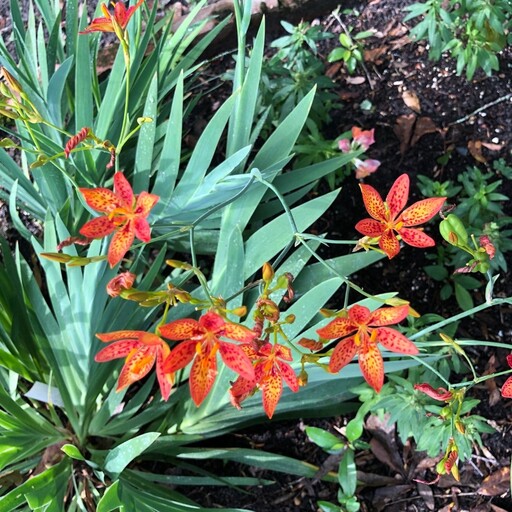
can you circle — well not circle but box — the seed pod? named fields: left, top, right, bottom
left=439, top=214, right=468, bottom=247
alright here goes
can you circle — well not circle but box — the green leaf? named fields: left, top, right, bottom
left=454, top=281, right=474, bottom=310
left=339, top=448, right=357, bottom=497
left=305, top=426, right=344, bottom=453
left=104, top=432, right=161, bottom=479
left=61, top=444, right=85, bottom=461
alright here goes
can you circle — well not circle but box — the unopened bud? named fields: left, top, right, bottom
left=1, top=67, right=22, bottom=94
left=40, top=252, right=73, bottom=263
left=231, top=306, right=247, bottom=318
left=262, top=262, right=274, bottom=282
left=284, top=314, right=295, bottom=324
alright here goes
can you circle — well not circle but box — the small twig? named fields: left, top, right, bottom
left=449, top=93, right=512, bottom=126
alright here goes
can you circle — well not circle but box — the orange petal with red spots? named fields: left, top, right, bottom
left=80, top=187, right=121, bottom=213
left=379, top=229, right=400, bottom=259
left=355, top=218, right=384, bottom=237
left=376, top=327, right=419, bottom=354
left=329, top=336, right=357, bottom=373
left=262, top=373, right=283, bottom=419
left=275, top=344, right=293, bottom=361
left=139, top=332, right=165, bottom=346
left=156, top=346, right=174, bottom=401
left=401, top=197, right=446, bottom=226
left=113, top=172, right=134, bottom=208
left=359, top=184, right=386, bottom=221
left=386, top=174, right=409, bottom=219
left=224, top=321, right=257, bottom=343
left=277, top=361, right=299, bottom=392
left=358, top=342, right=384, bottom=392
left=399, top=227, right=436, bottom=248
left=160, top=319, right=201, bottom=341
left=108, top=222, right=135, bottom=267
left=317, top=318, right=357, bottom=340
left=348, top=305, right=371, bottom=325
left=117, top=346, right=155, bottom=391
left=162, top=339, right=196, bottom=373
left=135, top=191, right=159, bottom=217
left=501, top=376, right=512, bottom=398
left=189, top=353, right=217, bottom=406
left=79, top=216, right=116, bottom=239
left=96, top=331, right=142, bottom=342
left=199, top=311, right=225, bottom=333
left=94, top=340, right=139, bottom=362
left=218, top=341, right=255, bottom=381
left=133, top=216, right=151, bottom=242
left=369, top=305, right=409, bottom=326
left=229, top=375, right=256, bottom=409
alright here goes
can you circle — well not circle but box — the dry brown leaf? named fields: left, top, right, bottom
left=468, top=140, right=487, bottom=163
left=416, top=482, right=435, bottom=511
left=491, top=504, right=511, bottom=512
left=345, top=76, right=366, bottom=85
left=481, top=141, right=504, bottom=151
left=390, top=35, right=412, bottom=50
left=478, top=466, right=511, bottom=496
left=394, top=113, right=417, bottom=154
left=410, top=116, right=438, bottom=146
left=402, top=90, right=421, bottom=113
left=364, top=45, right=389, bottom=63
left=325, top=62, right=342, bottom=78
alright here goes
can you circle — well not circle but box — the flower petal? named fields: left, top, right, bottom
left=80, top=187, right=121, bottom=213
left=117, top=346, right=155, bottom=391
left=401, top=197, right=446, bottom=226
left=261, top=373, right=283, bottom=419
left=359, top=184, right=386, bottom=221
left=218, top=341, right=255, bottom=381
left=160, top=319, right=202, bottom=340
left=108, top=222, right=135, bottom=267
left=329, top=336, right=357, bottom=373
left=358, top=343, right=384, bottom=392
left=277, top=361, right=299, bottom=392
left=507, top=354, right=512, bottom=368
left=229, top=375, right=257, bottom=409
left=118, top=0, right=144, bottom=28
left=135, top=191, right=159, bottom=218
left=386, top=174, right=409, bottom=219
left=95, top=340, right=139, bottom=362
left=369, top=305, right=409, bottom=326
left=162, top=339, right=197, bottom=373
left=113, top=172, right=134, bottom=208
left=376, top=327, right=418, bottom=354
left=156, top=345, right=174, bottom=401
left=133, top=216, right=151, bottom=242
left=223, top=322, right=257, bottom=343
left=379, top=229, right=401, bottom=259
left=355, top=218, right=384, bottom=238
left=96, top=331, right=142, bottom=342
left=399, top=227, right=436, bottom=248
left=79, top=216, right=117, bottom=239
left=317, top=318, right=357, bottom=340
left=189, top=352, right=217, bottom=406
left=79, top=16, right=115, bottom=34
left=348, top=305, right=371, bottom=325
left=501, top=376, right=512, bottom=398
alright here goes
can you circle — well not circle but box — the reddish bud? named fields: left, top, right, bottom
left=107, top=271, right=136, bottom=297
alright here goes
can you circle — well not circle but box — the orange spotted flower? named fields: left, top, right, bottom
left=355, top=174, right=446, bottom=259
left=501, top=354, right=512, bottom=398
left=95, top=330, right=173, bottom=400
left=230, top=342, right=299, bottom=419
left=160, top=312, right=256, bottom=406
left=80, top=0, right=144, bottom=35
left=79, top=172, right=158, bottom=268
left=316, top=304, right=418, bottom=392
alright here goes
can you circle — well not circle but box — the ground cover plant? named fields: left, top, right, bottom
left=0, top=0, right=511, bottom=510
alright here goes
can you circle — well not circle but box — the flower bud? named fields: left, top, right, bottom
left=284, top=314, right=295, bottom=324
left=231, top=306, right=247, bottom=318
left=262, top=262, right=274, bottom=283
left=106, top=271, right=136, bottom=297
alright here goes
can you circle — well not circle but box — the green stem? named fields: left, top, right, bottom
left=115, top=42, right=132, bottom=167
left=410, top=354, right=451, bottom=387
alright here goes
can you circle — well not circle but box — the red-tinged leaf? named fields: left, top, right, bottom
left=399, top=227, right=435, bottom=248
left=113, top=172, right=134, bottom=208
left=261, top=373, right=283, bottom=419
left=355, top=218, right=384, bottom=237
left=376, top=327, right=418, bottom=354
left=135, top=191, right=159, bottom=217
left=162, top=339, right=196, bottom=372
left=96, top=330, right=142, bottom=342
left=401, top=197, right=446, bottom=226
left=358, top=343, right=384, bottom=392
left=329, top=336, right=357, bottom=372
left=108, top=222, right=135, bottom=267
left=369, top=305, right=409, bottom=326
left=156, top=348, right=174, bottom=401
left=359, top=184, right=386, bottom=221
left=117, top=345, right=156, bottom=391
left=278, top=360, right=299, bottom=392
left=501, top=376, right=512, bottom=398
left=79, top=216, right=116, bottom=238
left=80, top=187, right=121, bottom=213
left=223, top=321, right=257, bottom=343
left=379, top=229, right=400, bottom=258
left=95, top=340, right=139, bottom=362
left=218, top=341, right=255, bottom=381
left=317, top=318, right=357, bottom=339
left=133, top=216, right=151, bottom=242
left=348, top=305, right=371, bottom=325
left=160, top=319, right=201, bottom=340
left=189, top=353, right=217, bottom=406
left=386, top=174, right=409, bottom=219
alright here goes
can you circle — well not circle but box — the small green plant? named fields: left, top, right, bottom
left=327, top=28, right=374, bottom=75
left=404, top=0, right=512, bottom=79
